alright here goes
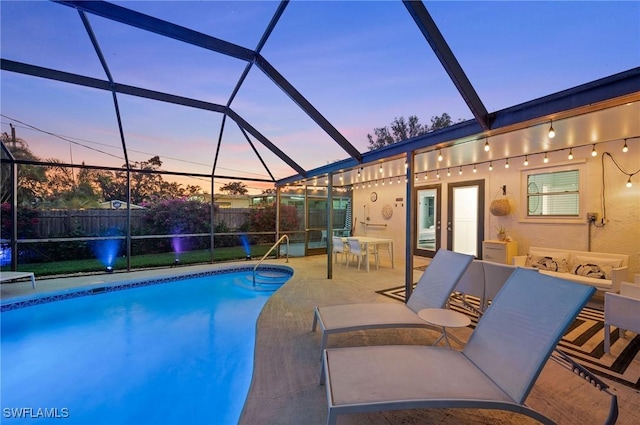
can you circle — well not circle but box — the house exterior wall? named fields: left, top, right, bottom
left=352, top=138, right=639, bottom=276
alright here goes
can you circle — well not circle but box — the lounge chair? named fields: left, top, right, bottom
left=321, top=268, right=618, bottom=425
left=0, top=271, right=36, bottom=289
left=312, top=249, right=474, bottom=354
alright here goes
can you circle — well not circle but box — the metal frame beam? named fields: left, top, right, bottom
left=1, top=59, right=306, bottom=177
left=56, top=0, right=361, bottom=163
left=403, top=1, right=490, bottom=130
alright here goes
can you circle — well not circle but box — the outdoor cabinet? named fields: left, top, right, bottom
left=482, top=240, right=518, bottom=265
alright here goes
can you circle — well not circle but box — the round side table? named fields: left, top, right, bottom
left=418, top=308, right=471, bottom=348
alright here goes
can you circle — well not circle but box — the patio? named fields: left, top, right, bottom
left=239, top=255, right=640, bottom=425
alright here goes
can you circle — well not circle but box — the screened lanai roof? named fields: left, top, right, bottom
left=1, top=1, right=639, bottom=194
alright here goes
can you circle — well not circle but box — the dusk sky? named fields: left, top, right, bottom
left=1, top=1, right=639, bottom=193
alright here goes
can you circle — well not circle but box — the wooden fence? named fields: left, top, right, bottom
left=32, top=208, right=250, bottom=237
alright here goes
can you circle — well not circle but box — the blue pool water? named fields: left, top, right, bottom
left=1, top=267, right=292, bottom=424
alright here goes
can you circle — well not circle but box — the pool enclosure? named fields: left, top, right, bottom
left=1, top=1, right=638, bottom=282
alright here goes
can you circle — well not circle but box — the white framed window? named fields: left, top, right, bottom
left=520, top=161, right=586, bottom=224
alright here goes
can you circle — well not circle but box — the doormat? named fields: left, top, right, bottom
left=375, top=285, right=640, bottom=390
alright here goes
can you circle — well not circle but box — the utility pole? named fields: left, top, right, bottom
left=10, top=123, right=16, bottom=148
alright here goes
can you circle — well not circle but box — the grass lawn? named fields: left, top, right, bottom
left=1, top=245, right=275, bottom=277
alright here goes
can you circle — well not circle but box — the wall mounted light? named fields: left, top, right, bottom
left=543, top=152, right=549, bottom=163
left=548, top=119, right=555, bottom=139
left=484, top=138, right=490, bottom=152
left=623, top=139, right=628, bottom=153
left=437, top=149, right=443, bottom=162
left=592, top=144, right=598, bottom=157
left=568, top=148, right=574, bottom=160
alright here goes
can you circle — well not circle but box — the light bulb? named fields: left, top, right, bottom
left=436, top=170, right=440, bottom=178
left=447, top=168, right=451, bottom=177
left=379, top=164, right=383, bottom=173
left=627, top=177, right=632, bottom=188
left=489, top=162, right=493, bottom=171
left=591, top=145, right=597, bottom=157
left=484, top=139, right=490, bottom=152
left=543, top=152, right=549, bottom=163
left=568, top=148, right=573, bottom=160
left=473, top=164, right=477, bottom=173
left=458, top=167, right=463, bottom=175
left=505, top=158, right=509, bottom=169
left=437, top=149, right=443, bottom=162
left=623, top=140, right=628, bottom=153
left=424, top=173, right=428, bottom=180
left=524, top=155, right=529, bottom=166
left=548, top=120, right=555, bottom=139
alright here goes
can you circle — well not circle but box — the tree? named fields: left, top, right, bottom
left=1, top=133, right=47, bottom=206
left=366, top=113, right=455, bottom=150
left=219, top=181, right=248, bottom=195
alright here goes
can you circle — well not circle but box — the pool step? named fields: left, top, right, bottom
left=234, top=269, right=292, bottom=291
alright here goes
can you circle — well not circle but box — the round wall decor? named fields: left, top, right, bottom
left=381, top=204, right=393, bottom=220
left=370, top=192, right=378, bottom=202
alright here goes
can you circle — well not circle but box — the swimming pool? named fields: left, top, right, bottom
left=1, top=265, right=293, bottom=424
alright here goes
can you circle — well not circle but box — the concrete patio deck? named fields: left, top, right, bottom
left=239, top=255, right=639, bottom=425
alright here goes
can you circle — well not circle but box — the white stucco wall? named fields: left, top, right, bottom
left=352, top=138, right=639, bottom=276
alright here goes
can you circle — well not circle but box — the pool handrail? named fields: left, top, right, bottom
left=253, top=234, right=289, bottom=286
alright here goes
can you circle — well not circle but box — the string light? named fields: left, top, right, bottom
left=548, top=119, right=555, bottom=139
left=524, top=155, right=529, bottom=166
left=379, top=163, right=383, bottom=173
left=504, top=158, right=509, bottom=169
left=437, top=149, right=443, bottom=162
left=543, top=152, right=549, bottom=163
left=424, top=172, right=428, bottom=180
left=484, top=138, right=490, bottom=152
left=473, top=164, right=477, bottom=173
left=568, top=148, right=573, bottom=160
left=622, top=139, right=628, bottom=153
left=447, top=168, right=451, bottom=177
left=591, top=144, right=597, bottom=157
left=626, top=176, right=632, bottom=188
left=405, top=160, right=408, bottom=169
left=436, top=169, right=440, bottom=178
left=489, top=162, right=493, bottom=171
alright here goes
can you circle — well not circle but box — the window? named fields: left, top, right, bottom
left=521, top=162, right=585, bottom=223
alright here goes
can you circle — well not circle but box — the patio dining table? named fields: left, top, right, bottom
left=344, top=236, right=394, bottom=272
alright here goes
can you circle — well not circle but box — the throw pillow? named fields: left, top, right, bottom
left=572, top=255, right=623, bottom=269
left=571, top=263, right=612, bottom=280
left=525, top=254, right=570, bottom=273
